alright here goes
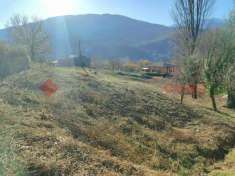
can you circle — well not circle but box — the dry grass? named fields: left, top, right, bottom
left=0, top=64, right=234, bottom=175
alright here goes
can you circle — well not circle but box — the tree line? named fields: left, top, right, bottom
left=173, top=0, right=235, bottom=111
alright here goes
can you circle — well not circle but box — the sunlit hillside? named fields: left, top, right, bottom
left=0, top=64, right=234, bottom=176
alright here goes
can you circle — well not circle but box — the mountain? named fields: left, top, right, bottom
left=0, top=14, right=225, bottom=61
left=205, top=18, right=226, bottom=29
left=0, top=14, right=174, bottom=61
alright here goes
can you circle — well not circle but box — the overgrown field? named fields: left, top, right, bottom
left=0, top=64, right=235, bottom=176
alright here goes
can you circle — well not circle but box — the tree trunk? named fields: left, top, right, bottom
left=180, top=84, right=185, bottom=104
left=227, top=89, right=235, bottom=108
left=210, top=86, right=218, bottom=111
left=227, top=72, right=235, bottom=108
left=82, top=66, right=89, bottom=75
left=192, top=84, right=198, bottom=99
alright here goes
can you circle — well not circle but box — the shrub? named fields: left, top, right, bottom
left=142, top=74, right=152, bottom=79
left=74, top=55, right=91, bottom=68
left=143, top=72, right=162, bottom=77
left=0, top=42, right=29, bottom=79
left=123, top=61, right=139, bottom=72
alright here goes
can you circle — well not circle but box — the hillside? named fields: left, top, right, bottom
left=0, top=65, right=235, bottom=175
left=0, top=15, right=225, bottom=61
left=0, top=14, right=174, bottom=60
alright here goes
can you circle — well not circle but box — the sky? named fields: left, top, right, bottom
left=0, top=0, right=233, bottom=29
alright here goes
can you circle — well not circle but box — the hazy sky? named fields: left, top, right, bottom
left=0, top=0, right=233, bottom=29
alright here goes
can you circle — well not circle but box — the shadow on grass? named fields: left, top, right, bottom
left=203, top=106, right=235, bottom=118
left=217, top=111, right=235, bottom=118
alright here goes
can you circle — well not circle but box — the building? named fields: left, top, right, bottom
left=50, top=60, right=59, bottom=66
left=142, top=63, right=178, bottom=76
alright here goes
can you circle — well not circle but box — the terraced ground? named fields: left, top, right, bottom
left=0, top=64, right=234, bottom=176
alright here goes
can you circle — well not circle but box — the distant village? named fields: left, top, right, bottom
left=50, top=55, right=179, bottom=78
left=142, top=63, right=178, bottom=76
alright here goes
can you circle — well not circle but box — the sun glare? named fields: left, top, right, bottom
left=41, top=0, right=76, bottom=16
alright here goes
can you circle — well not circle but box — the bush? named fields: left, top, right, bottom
left=0, top=42, right=29, bottom=79
left=74, top=55, right=91, bottom=68
left=123, top=61, right=139, bottom=72
left=142, top=74, right=152, bottom=79
left=143, top=72, right=162, bottom=77
left=117, top=71, right=143, bottom=78
left=117, top=71, right=154, bottom=80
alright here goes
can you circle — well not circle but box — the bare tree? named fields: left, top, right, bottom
left=173, top=0, right=215, bottom=100
left=176, top=54, right=202, bottom=101
left=7, top=14, right=50, bottom=63
left=109, top=59, right=124, bottom=72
